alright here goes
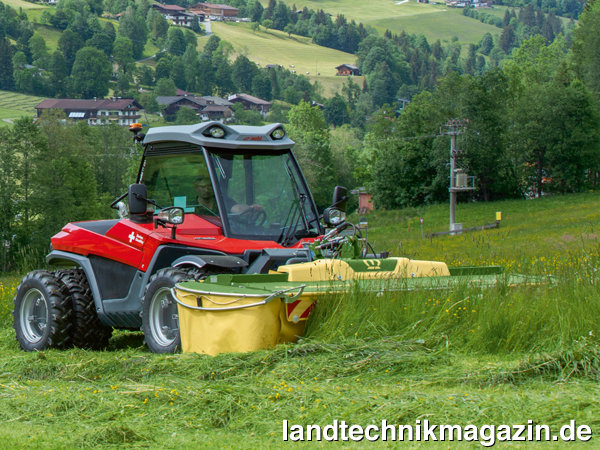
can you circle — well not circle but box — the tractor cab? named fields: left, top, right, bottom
left=129, top=122, right=322, bottom=246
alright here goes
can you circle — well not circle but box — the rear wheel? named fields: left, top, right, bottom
left=13, top=270, right=72, bottom=351
left=56, top=269, right=113, bottom=350
left=142, top=267, right=199, bottom=353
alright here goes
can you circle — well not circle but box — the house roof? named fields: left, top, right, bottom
left=156, top=96, right=206, bottom=107
left=156, top=95, right=232, bottom=107
left=202, top=96, right=233, bottom=106
left=336, top=64, right=359, bottom=70
left=153, top=4, right=186, bottom=12
left=36, top=98, right=141, bottom=110
left=227, top=93, right=271, bottom=106
left=191, top=2, right=239, bottom=11
left=202, top=104, right=231, bottom=112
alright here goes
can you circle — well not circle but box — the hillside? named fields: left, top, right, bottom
left=0, top=90, right=44, bottom=126
left=206, top=22, right=362, bottom=95
left=270, top=0, right=501, bottom=43
left=1, top=0, right=46, bottom=9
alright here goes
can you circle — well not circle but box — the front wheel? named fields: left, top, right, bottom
left=13, top=270, right=72, bottom=351
left=142, top=267, right=197, bottom=353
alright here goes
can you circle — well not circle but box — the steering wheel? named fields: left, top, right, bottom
left=238, top=206, right=267, bottom=227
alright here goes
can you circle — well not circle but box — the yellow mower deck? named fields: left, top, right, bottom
left=173, top=258, right=540, bottom=355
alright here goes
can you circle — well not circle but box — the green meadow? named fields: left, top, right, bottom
left=273, top=0, right=501, bottom=43
left=207, top=21, right=361, bottom=95
left=1, top=0, right=47, bottom=10
left=0, top=90, right=44, bottom=126
left=0, top=192, right=599, bottom=446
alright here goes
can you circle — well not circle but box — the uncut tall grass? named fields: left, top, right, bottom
left=306, top=244, right=600, bottom=355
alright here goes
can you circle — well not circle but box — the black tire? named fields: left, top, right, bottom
left=142, top=267, right=198, bottom=354
left=56, top=268, right=113, bottom=350
left=13, top=270, right=72, bottom=351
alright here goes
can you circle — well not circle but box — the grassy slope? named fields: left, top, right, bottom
left=272, top=0, right=501, bottom=43
left=1, top=0, right=46, bottom=9
left=1, top=193, right=600, bottom=446
left=363, top=191, right=600, bottom=268
left=207, top=22, right=361, bottom=96
left=0, top=90, right=44, bottom=126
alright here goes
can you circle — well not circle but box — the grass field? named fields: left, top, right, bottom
left=273, top=0, right=501, bottom=44
left=1, top=192, right=599, bottom=446
left=0, top=0, right=47, bottom=10
left=208, top=21, right=360, bottom=95
left=0, top=90, right=44, bottom=126
left=31, top=24, right=61, bottom=52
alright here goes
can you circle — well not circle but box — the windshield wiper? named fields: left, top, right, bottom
left=279, top=164, right=311, bottom=246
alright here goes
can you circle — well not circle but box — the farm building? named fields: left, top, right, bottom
left=156, top=95, right=233, bottom=121
left=151, top=4, right=199, bottom=26
left=35, top=98, right=142, bottom=126
left=189, top=2, right=238, bottom=19
left=199, top=104, right=233, bottom=121
left=351, top=187, right=374, bottom=214
left=227, top=93, right=271, bottom=117
left=335, top=64, right=361, bottom=76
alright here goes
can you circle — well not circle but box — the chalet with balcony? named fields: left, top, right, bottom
left=199, top=104, right=233, bottom=121
left=151, top=4, right=198, bottom=26
left=35, top=98, right=142, bottom=126
left=335, top=64, right=361, bottom=76
left=189, top=2, right=238, bottom=20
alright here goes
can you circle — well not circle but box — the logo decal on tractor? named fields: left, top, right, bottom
left=128, top=232, right=144, bottom=245
left=364, top=260, right=382, bottom=270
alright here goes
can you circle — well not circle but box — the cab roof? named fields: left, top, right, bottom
left=142, top=121, right=294, bottom=150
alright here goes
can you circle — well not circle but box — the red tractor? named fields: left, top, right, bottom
left=13, top=122, right=348, bottom=353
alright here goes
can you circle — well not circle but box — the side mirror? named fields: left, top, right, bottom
left=128, top=183, right=148, bottom=215
left=331, top=186, right=348, bottom=212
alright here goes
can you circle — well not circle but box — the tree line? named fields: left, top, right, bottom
left=290, top=1, right=600, bottom=211
left=1, top=0, right=576, bottom=124
left=0, top=115, right=137, bottom=272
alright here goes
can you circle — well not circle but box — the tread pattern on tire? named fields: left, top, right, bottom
left=56, top=268, right=113, bottom=350
left=142, top=266, right=202, bottom=353
left=13, top=270, right=73, bottom=351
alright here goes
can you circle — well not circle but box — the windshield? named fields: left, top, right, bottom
left=139, top=151, right=221, bottom=223
left=139, top=146, right=320, bottom=243
left=206, top=148, right=320, bottom=243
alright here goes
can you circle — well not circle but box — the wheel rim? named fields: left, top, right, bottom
left=20, top=288, right=48, bottom=344
left=149, top=287, right=179, bottom=347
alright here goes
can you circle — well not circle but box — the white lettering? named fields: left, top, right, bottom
left=323, top=420, right=338, bottom=441
left=440, top=424, right=461, bottom=441
left=281, top=419, right=593, bottom=444
left=560, top=420, right=576, bottom=442
left=423, top=420, right=438, bottom=441
left=348, top=425, right=363, bottom=441
left=513, top=424, right=526, bottom=441
left=480, top=425, right=495, bottom=447
left=577, top=424, right=592, bottom=442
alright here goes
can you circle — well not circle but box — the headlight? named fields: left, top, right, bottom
left=157, top=207, right=185, bottom=225
left=270, top=127, right=286, bottom=140
left=322, top=207, right=346, bottom=227
left=203, top=125, right=225, bottom=138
